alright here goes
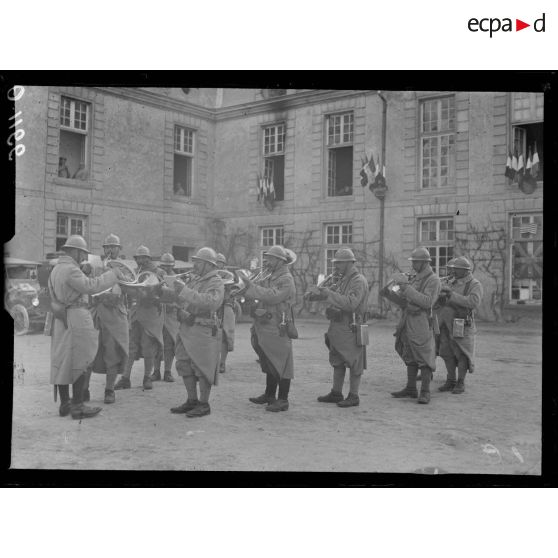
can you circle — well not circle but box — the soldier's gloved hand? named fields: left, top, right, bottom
left=392, top=272, right=409, bottom=285
left=440, top=284, right=452, bottom=293
left=174, top=279, right=186, bottom=295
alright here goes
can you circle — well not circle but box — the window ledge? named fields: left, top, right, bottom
left=416, top=186, right=457, bottom=195
left=171, top=195, right=195, bottom=203
left=53, top=176, right=93, bottom=189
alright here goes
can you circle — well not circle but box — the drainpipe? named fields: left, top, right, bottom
left=376, top=91, right=388, bottom=314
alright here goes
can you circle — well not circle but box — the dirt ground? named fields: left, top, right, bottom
left=10, top=317, right=542, bottom=474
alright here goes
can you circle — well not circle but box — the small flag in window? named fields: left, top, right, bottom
left=512, top=149, right=518, bottom=175
left=505, top=150, right=515, bottom=180
left=519, top=223, right=538, bottom=235
left=531, top=142, right=540, bottom=179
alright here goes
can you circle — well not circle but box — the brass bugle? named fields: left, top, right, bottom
left=303, top=272, right=341, bottom=298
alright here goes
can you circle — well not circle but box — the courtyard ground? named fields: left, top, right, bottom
left=10, top=317, right=541, bottom=474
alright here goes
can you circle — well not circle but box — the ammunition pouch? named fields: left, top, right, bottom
left=177, top=309, right=195, bottom=325
left=50, top=299, right=68, bottom=328
left=251, top=308, right=273, bottom=324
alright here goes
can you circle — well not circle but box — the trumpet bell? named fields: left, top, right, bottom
left=120, top=270, right=160, bottom=292
left=284, top=248, right=297, bottom=265
left=105, top=259, right=137, bottom=283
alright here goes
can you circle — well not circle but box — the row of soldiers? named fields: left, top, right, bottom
left=47, top=233, right=482, bottom=421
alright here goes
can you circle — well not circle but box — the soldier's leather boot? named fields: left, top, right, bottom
left=104, top=389, right=116, bottom=404
left=59, top=401, right=72, bottom=417
left=337, top=392, right=360, bottom=407
left=114, top=376, right=131, bottom=390
left=163, top=370, right=175, bottom=382
left=438, top=379, right=457, bottom=392
left=317, top=390, right=344, bottom=403
left=391, top=387, right=418, bottom=398
left=170, top=399, right=199, bottom=414
left=418, top=389, right=431, bottom=404
left=186, top=402, right=211, bottom=418
left=71, top=403, right=102, bottom=419
left=249, top=393, right=275, bottom=405
left=452, top=380, right=465, bottom=394
left=416, top=371, right=434, bottom=381
left=266, top=399, right=289, bottom=412
left=143, top=375, right=153, bottom=390
left=150, top=370, right=162, bottom=381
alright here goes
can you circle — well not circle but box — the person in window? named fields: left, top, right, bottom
left=307, top=248, right=369, bottom=408
left=380, top=247, right=441, bottom=404
left=436, top=256, right=483, bottom=395
left=174, top=182, right=186, bottom=196
left=58, top=157, right=70, bottom=178
left=72, top=163, right=89, bottom=180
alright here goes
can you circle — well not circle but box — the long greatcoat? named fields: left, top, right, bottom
left=383, top=265, right=441, bottom=370
left=90, top=284, right=129, bottom=374
left=50, top=255, right=117, bottom=384
left=128, top=261, right=165, bottom=352
left=221, top=287, right=236, bottom=351
left=176, top=269, right=224, bottom=385
left=323, top=268, right=369, bottom=373
left=438, top=272, right=483, bottom=372
left=245, top=264, right=296, bottom=380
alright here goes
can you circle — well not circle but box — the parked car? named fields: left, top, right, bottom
left=4, top=257, right=48, bottom=335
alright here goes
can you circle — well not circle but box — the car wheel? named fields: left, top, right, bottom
left=10, top=304, right=30, bottom=336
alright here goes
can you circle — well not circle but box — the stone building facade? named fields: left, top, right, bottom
left=9, top=87, right=543, bottom=321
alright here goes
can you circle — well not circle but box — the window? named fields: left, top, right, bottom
left=56, top=213, right=88, bottom=251
left=326, top=112, right=353, bottom=197
left=172, top=246, right=191, bottom=262
left=512, top=93, right=543, bottom=181
left=510, top=213, right=542, bottom=303
left=59, top=97, right=90, bottom=181
left=260, top=226, right=284, bottom=263
left=173, top=125, right=195, bottom=197
left=262, top=124, right=285, bottom=202
left=419, top=217, right=454, bottom=275
left=420, top=97, right=455, bottom=189
left=324, top=223, right=353, bottom=275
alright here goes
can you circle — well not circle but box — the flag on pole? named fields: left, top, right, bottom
left=359, top=157, right=368, bottom=187
left=519, top=223, right=538, bottom=235
left=360, top=154, right=376, bottom=187
left=512, top=149, right=518, bottom=175
left=505, top=150, right=515, bottom=180
left=531, top=142, right=540, bottom=179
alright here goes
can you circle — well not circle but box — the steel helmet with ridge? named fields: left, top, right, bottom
left=408, top=247, right=432, bottom=262
left=332, top=248, right=356, bottom=262
left=62, top=235, right=90, bottom=253
left=192, top=247, right=218, bottom=266
left=263, top=245, right=289, bottom=262
left=134, top=245, right=151, bottom=258
left=102, top=233, right=121, bottom=247
left=160, top=252, right=175, bottom=265
left=452, top=256, right=472, bottom=270
left=216, top=253, right=227, bottom=265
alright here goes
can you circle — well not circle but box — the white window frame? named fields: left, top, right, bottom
left=260, top=226, right=284, bottom=264
left=263, top=124, right=285, bottom=156
left=419, top=97, right=455, bottom=189
left=509, top=213, right=542, bottom=304
left=326, top=112, right=354, bottom=147
left=512, top=92, right=544, bottom=123
left=324, top=222, right=353, bottom=275
left=174, top=125, right=195, bottom=155
left=60, top=97, right=89, bottom=133
left=56, top=213, right=88, bottom=250
left=418, top=217, right=455, bottom=276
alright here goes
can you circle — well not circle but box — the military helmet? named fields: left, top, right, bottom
left=160, top=252, right=175, bottom=265
left=216, top=253, right=227, bottom=265
left=452, top=256, right=472, bottom=270
left=102, top=233, right=121, bottom=247
left=62, top=235, right=90, bottom=254
left=408, top=247, right=432, bottom=262
left=332, top=248, right=356, bottom=263
left=263, top=245, right=289, bottom=262
left=134, top=245, right=151, bottom=258
left=192, top=247, right=218, bottom=266
left=446, top=258, right=456, bottom=268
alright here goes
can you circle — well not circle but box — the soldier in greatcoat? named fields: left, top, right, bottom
left=114, top=245, right=165, bottom=391
left=436, top=256, right=483, bottom=394
left=306, top=248, right=369, bottom=408
left=49, top=235, right=120, bottom=419
left=150, top=252, right=178, bottom=383
left=216, top=253, right=236, bottom=374
left=82, top=233, right=130, bottom=404
left=245, top=245, right=297, bottom=413
left=380, top=247, right=441, bottom=404
left=166, top=247, right=224, bottom=418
